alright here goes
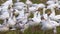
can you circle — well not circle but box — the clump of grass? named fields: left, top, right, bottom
left=0, top=19, right=4, bottom=24
left=28, top=12, right=34, bottom=18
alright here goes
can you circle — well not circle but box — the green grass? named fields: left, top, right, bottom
left=0, top=0, right=60, bottom=34
left=0, top=25, right=60, bottom=34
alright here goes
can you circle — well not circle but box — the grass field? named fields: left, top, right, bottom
left=0, top=0, right=60, bottom=34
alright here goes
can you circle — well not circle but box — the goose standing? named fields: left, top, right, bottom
left=41, top=16, right=57, bottom=34
left=47, top=8, right=60, bottom=22
left=43, top=8, right=60, bottom=26
left=32, top=11, right=41, bottom=23
left=7, top=7, right=17, bottom=30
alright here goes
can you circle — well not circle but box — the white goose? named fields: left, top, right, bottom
left=31, top=3, right=45, bottom=22
left=6, top=6, right=16, bottom=27
left=7, top=12, right=16, bottom=27
left=41, top=16, right=57, bottom=34
left=19, top=11, right=41, bottom=32
left=48, top=8, right=60, bottom=21
left=16, top=10, right=25, bottom=20
left=25, top=0, right=32, bottom=12
left=16, top=9, right=28, bottom=25
left=32, top=11, right=41, bottom=23
left=43, top=8, right=60, bottom=26
left=47, top=3, right=58, bottom=9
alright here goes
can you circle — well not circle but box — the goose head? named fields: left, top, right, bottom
left=26, top=0, right=32, bottom=6
left=13, top=9, right=19, bottom=17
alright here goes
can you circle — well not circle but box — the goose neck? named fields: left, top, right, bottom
left=51, top=8, right=55, bottom=15
left=43, top=8, right=46, bottom=15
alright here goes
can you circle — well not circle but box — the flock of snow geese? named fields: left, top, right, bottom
left=0, top=0, right=60, bottom=34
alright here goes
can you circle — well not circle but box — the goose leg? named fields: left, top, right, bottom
left=53, top=27, right=57, bottom=34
